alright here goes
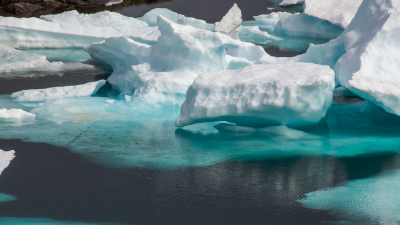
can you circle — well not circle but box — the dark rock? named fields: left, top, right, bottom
left=67, top=0, right=90, bottom=6
left=40, top=0, right=60, bottom=8
left=8, top=3, right=43, bottom=14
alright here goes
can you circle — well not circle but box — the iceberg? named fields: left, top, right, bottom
left=279, top=0, right=304, bottom=6
left=0, top=45, right=65, bottom=74
left=0, top=150, right=15, bottom=177
left=299, top=169, right=400, bottom=224
left=105, top=0, right=123, bottom=6
left=176, top=63, right=335, bottom=128
left=84, top=16, right=280, bottom=104
left=138, top=8, right=184, bottom=27
left=11, top=80, right=106, bottom=102
left=298, top=0, right=400, bottom=116
left=303, top=0, right=363, bottom=29
left=0, top=109, right=35, bottom=123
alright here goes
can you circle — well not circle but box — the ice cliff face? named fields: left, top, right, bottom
left=176, top=63, right=335, bottom=128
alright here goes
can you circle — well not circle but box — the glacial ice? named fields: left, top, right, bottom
left=40, top=10, right=149, bottom=28
left=304, top=0, right=363, bottom=29
left=279, top=0, right=304, bottom=6
left=176, top=63, right=335, bottom=128
left=274, top=13, right=343, bottom=39
left=11, top=80, right=106, bottom=102
left=0, top=150, right=15, bottom=177
left=0, top=109, right=35, bottom=123
left=0, top=11, right=158, bottom=48
left=214, top=3, right=243, bottom=38
left=84, top=16, right=280, bottom=104
left=138, top=8, right=184, bottom=27
left=298, top=0, right=400, bottom=116
left=0, top=45, right=65, bottom=74
left=299, top=169, right=400, bottom=224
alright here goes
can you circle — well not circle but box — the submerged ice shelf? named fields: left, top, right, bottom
left=300, top=167, right=400, bottom=224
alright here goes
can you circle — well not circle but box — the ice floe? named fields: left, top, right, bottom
left=0, top=109, right=35, bottom=123
left=0, top=45, right=65, bottom=74
left=176, top=63, right=335, bottom=128
left=304, top=0, right=363, bottom=29
left=0, top=193, right=16, bottom=203
left=214, top=3, right=243, bottom=38
left=11, top=80, right=106, bottom=102
left=0, top=150, right=15, bottom=176
left=84, top=16, right=281, bottom=104
left=298, top=0, right=400, bottom=116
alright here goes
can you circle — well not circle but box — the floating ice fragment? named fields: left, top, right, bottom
left=176, top=63, right=335, bottom=128
left=215, top=3, right=243, bottom=38
left=279, top=0, right=304, bottom=6
left=0, top=150, right=15, bottom=177
left=11, top=80, right=106, bottom=102
left=105, top=0, right=123, bottom=6
left=0, top=45, right=65, bottom=74
left=0, top=109, right=35, bottom=123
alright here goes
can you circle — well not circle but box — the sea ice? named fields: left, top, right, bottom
left=274, top=13, right=343, bottom=39
left=298, top=0, right=400, bottom=116
left=176, top=63, right=335, bottom=128
left=0, top=109, right=35, bottom=123
left=303, top=0, right=363, bottom=29
left=0, top=11, right=158, bottom=48
left=84, top=16, right=280, bottom=104
left=11, top=80, right=106, bottom=102
left=0, top=150, right=15, bottom=177
left=279, top=0, right=304, bottom=6
left=215, top=3, right=243, bottom=38
left=0, top=45, right=65, bottom=74
left=299, top=168, right=400, bottom=224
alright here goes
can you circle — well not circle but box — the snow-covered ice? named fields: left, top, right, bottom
left=0, top=45, right=65, bottom=74
left=0, top=109, right=35, bottom=123
left=176, top=63, right=335, bottom=128
left=215, top=3, right=243, bottom=38
left=85, top=16, right=280, bottom=105
left=0, top=150, right=15, bottom=177
left=279, top=0, right=304, bottom=6
left=11, top=80, right=106, bottom=102
left=303, top=0, right=363, bottom=29
left=0, top=11, right=158, bottom=48
left=298, top=0, right=400, bottom=116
